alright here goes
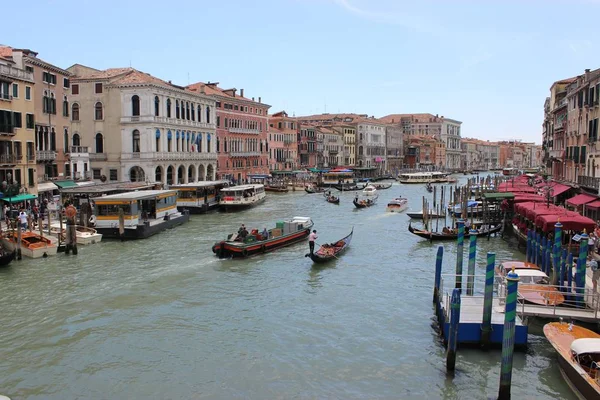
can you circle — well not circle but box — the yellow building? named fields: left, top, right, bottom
left=0, top=52, right=37, bottom=196
left=332, top=124, right=356, bottom=166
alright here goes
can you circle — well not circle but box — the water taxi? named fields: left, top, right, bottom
left=544, top=321, right=600, bottom=400
left=212, top=216, right=313, bottom=258
left=397, top=172, right=452, bottom=184
left=219, top=184, right=266, bottom=211
left=2, top=231, right=58, bottom=258
left=362, top=185, right=378, bottom=196
left=48, top=223, right=103, bottom=245
left=94, top=190, right=190, bottom=239
left=171, top=180, right=230, bottom=213
left=496, top=263, right=564, bottom=306
left=386, top=197, right=408, bottom=213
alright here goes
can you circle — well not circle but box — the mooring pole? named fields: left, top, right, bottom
left=576, top=231, right=589, bottom=308
left=467, top=230, right=477, bottom=296
left=567, top=252, right=574, bottom=301
left=481, top=252, right=495, bottom=348
left=553, top=221, right=562, bottom=285
left=455, top=219, right=465, bottom=292
left=498, top=269, right=520, bottom=400
left=434, top=245, right=444, bottom=304
left=536, top=232, right=542, bottom=268
left=446, top=288, right=461, bottom=372
left=541, top=236, right=547, bottom=275
left=526, top=230, right=531, bottom=263
left=559, top=248, right=567, bottom=292
left=545, top=240, right=552, bottom=277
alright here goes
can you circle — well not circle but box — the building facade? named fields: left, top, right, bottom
left=543, top=77, right=575, bottom=180
left=0, top=53, right=37, bottom=193
left=356, top=117, right=386, bottom=170
left=385, top=123, right=403, bottom=172
left=331, top=124, right=356, bottom=167
left=268, top=111, right=298, bottom=173
left=188, top=83, right=270, bottom=183
left=441, top=118, right=462, bottom=169
left=68, top=65, right=217, bottom=184
left=318, top=126, right=343, bottom=168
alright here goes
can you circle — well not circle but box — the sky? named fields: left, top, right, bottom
left=4, top=0, right=600, bottom=144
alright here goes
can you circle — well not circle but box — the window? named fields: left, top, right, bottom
left=95, top=133, right=104, bottom=153
left=155, top=129, right=161, bottom=152
left=62, top=96, right=69, bottom=117
left=12, top=83, right=18, bottom=98
left=28, top=168, right=35, bottom=188
left=25, top=66, right=34, bottom=73
left=217, top=116, right=220, bottom=127
left=206, top=106, right=210, bottom=123
left=154, top=96, right=160, bottom=116
left=63, top=78, right=70, bottom=88
left=166, top=98, right=172, bottom=118
left=109, top=169, right=118, bottom=181
left=132, top=95, right=140, bottom=116
left=13, top=112, right=22, bottom=128
left=95, top=83, right=103, bottom=93
left=93, top=169, right=102, bottom=179
left=42, top=72, right=57, bottom=85
left=50, top=128, right=56, bottom=151
left=72, top=84, right=79, bottom=95
left=132, top=130, right=140, bottom=152
left=50, top=93, right=56, bottom=114
left=197, top=105, right=201, bottom=122
left=25, top=86, right=31, bottom=100
left=191, top=103, right=195, bottom=121
left=64, top=129, right=69, bottom=153
left=72, top=103, right=79, bottom=121
left=72, top=133, right=81, bottom=146
left=186, top=102, right=190, bottom=120
left=94, top=102, right=103, bottom=120
left=26, top=114, right=34, bottom=129
left=176, top=100, right=180, bottom=119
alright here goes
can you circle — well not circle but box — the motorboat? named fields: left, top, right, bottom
left=386, top=197, right=408, bottom=213
left=544, top=321, right=600, bottom=400
left=2, top=231, right=58, bottom=258
left=497, top=265, right=564, bottom=306
left=49, top=223, right=103, bottom=245
left=219, top=184, right=267, bottom=211
left=362, top=185, right=378, bottom=196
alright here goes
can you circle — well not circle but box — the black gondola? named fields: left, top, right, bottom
left=353, top=197, right=376, bottom=208
left=305, top=186, right=325, bottom=194
left=408, top=222, right=502, bottom=241
left=426, top=182, right=433, bottom=193
left=326, top=196, right=340, bottom=204
left=0, top=250, right=16, bottom=267
left=306, top=228, right=353, bottom=263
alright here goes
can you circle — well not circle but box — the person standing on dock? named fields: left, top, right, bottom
left=18, top=209, right=28, bottom=231
left=309, top=230, right=318, bottom=255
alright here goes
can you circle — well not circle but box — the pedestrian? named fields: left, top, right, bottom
left=18, top=209, right=28, bottom=231
left=308, top=229, right=318, bottom=255
left=589, top=256, right=600, bottom=292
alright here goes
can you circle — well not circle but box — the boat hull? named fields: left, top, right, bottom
left=408, top=223, right=502, bottom=241
left=96, top=212, right=190, bottom=240
left=406, top=211, right=445, bottom=219
left=387, top=204, right=408, bottom=213
left=2, top=237, right=58, bottom=258
left=220, top=195, right=266, bottom=211
left=213, top=228, right=311, bottom=258
left=308, top=229, right=353, bottom=264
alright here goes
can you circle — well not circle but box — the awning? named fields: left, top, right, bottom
left=0, top=193, right=37, bottom=203
left=76, top=181, right=96, bottom=186
left=586, top=200, right=600, bottom=209
left=37, top=182, right=58, bottom=193
left=567, top=193, right=597, bottom=207
left=550, top=183, right=571, bottom=197
left=54, top=180, right=77, bottom=189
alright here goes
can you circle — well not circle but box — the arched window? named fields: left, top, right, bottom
left=154, top=96, right=160, bottom=116
left=191, top=103, right=195, bottom=121
left=167, top=130, right=172, bottom=152
left=176, top=100, right=180, bottom=119
left=197, top=133, right=202, bottom=153
left=62, top=95, right=69, bottom=117
left=95, top=133, right=104, bottom=153
left=72, top=133, right=81, bottom=146
left=132, top=130, right=140, bottom=152
left=166, top=98, right=172, bottom=118
left=50, top=128, right=56, bottom=151
left=50, top=93, right=56, bottom=114
left=186, top=102, right=190, bottom=120
left=206, top=106, right=211, bottom=124
left=94, top=102, right=103, bottom=120
left=72, top=103, right=80, bottom=121
left=132, top=95, right=140, bottom=116
left=207, top=133, right=211, bottom=152
left=197, top=105, right=201, bottom=122
left=155, top=129, right=161, bottom=152
left=64, top=129, right=69, bottom=153
left=358, top=146, right=363, bottom=156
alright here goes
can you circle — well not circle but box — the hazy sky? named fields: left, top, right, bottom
left=4, top=0, right=599, bottom=144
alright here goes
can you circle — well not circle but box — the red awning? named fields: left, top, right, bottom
left=567, top=193, right=597, bottom=207
left=535, top=213, right=596, bottom=232
left=549, top=183, right=571, bottom=197
left=513, top=194, right=546, bottom=203
left=586, top=200, right=600, bottom=209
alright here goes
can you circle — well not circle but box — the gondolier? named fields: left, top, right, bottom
left=308, top=229, right=318, bottom=255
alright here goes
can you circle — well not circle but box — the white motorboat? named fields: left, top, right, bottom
left=49, top=223, right=103, bottom=245
left=362, top=185, right=378, bottom=196
left=386, top=197, right=408, bottom=213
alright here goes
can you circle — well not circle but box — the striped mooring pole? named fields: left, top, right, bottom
left=481, top=252, right=495, bottom=348
left=577, top=231, right=589, bottom=308
left=559, top=248, right=568, bottom=292
left=553, top=222, right=563, bottom=285
left=498, top=269, right=520, bottom=400
left=434, top=246, right=444, bottom=304
left=455, top=219, right=465, bottom=292
left=535, top=232, right=541, bottom=267
left=446, top=288, right=461, bottom=372
left=567, top=253, right=574, bottom=302
left=467, top=230, right=477, bottom=296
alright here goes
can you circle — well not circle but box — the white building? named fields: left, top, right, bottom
left=67, top=65, right=217, bottom=184
left=441, top=118, right=462, bottom=170
left=356, top=117, right=387, bottom=170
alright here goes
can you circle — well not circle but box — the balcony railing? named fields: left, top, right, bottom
left=0, top=64, right=34, bottom=82
left=228, top=127, right=260, bottom=135
left=230, top=151, right=260, bottom=157
left=121, top=116, right=214, bottom=130
left=549, top=149, right=564, bottom=159
left=70, top=146, right=89, bottom=154
left=120, top=151, right=217, bottom=161
left=89, top=152, right=108, bottom=161
left=0, top=154, right=17, bottom=165
left=578, top=175, right=600, bottom=190
left=36, top=150, right=56, bottom=161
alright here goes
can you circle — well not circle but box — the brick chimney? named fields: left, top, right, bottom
left=258, top=97, right=262, bottom=103
left=240, top=88, right=244, bottom=97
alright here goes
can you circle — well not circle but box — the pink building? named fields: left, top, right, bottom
left=268, top=111, right=298, bottom=174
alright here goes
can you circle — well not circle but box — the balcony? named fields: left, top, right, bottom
left=549, top=149, right=564, bottom=160
left=0, top=154, right=17, bottom=165
left=283, top=139, right=295, bottom=145
left=578, top=175, right=600, bottom=190
left=230, top=151, right=260, bottom=157
left=228, top=127, right=260, bottom=135
left=0, top=124, right=15, bottom=136
left=36, top=150, right=56, bottom=161
left=0, top=64, right=34, bottom=83
left=120, top=116, right=214, bottom=130
left=89, top=152, right=108, bottom=161
left=120, top=151, right=217, bottom=161
left=285, top=158, right=296, bottom=163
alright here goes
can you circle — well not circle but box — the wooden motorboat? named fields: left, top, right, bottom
left=306, top=228, right=353, bottom=263
left=325, top=195, right=340, bottom=204
left=544, top=322, right=600, bottom=400
left=498, top=267, right=564, bottom=306
left=386, top=197, right=408, bottom=213
left=406, top=210, right=445, bottom=219
left=372, top=182, right=392, bottom=190
left=407, top=222, right=502, bottom=241
left=2, top=231, right=58, bottom=258
left=212, top=216, right=313, bottom=259
left=353, top=196, right=377, bottom=208
left=50, top=224, right=103, bottom=245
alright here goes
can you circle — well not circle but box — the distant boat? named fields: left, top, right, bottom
left=408, top=223, right=501, bottom=241
left=353, top=196, right=377, bottom=208
left=306, top=228, right=353, bottom=264
left=386, top=197, right=408, bottom=213
left=362, top=185, right=378, bottom=196
left=406, top=210, right=445, bottom=219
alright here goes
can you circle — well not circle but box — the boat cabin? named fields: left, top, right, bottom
left=219, top=184, right=266, bottom=208
left=322, top=172, right=354, bottom=186
left=571, top=338, right=600, bottom=378
left=171, top=180, right=229, bottom=213
left=398, top=172, right=449, bottom=184
left=499, top=261, right=540, bottom=276
left=512, top=269, right=550, bottom=285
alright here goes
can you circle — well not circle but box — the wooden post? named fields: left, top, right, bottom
left=498, top=269, right=520, bottom=400
left=567, top=252, right=574, bottom=302
left=446, top=288, right=461, bottom=372
left=526, top=230, right=532, bottom=263
left=481, top=252, right=495, bottom=348
left=576, top=232, right=589, bottom=308
left=553, top=222, right=563, bottom=285
left=434, top=245, right=444, bottom=303
left=58, top=209, right=63, bottom=248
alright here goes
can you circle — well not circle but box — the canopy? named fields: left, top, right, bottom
left=0, top=193, right=37, bottom=203
left=571, top=338, right=600, bottom=355
left=513, top=194, right=546, bottom=204
left=54, top=180, right=77, bottom=189
left=483, top=192, right=515, bottom=200
left=37, top=182, right=58, bottom=193
left=546, top=183, right=571, bottom=197
left=566, top=193, right=597, bottom=207
left=514, top=201, right=579, bottom=221
left=535, top=213, right=596, bottom=232
left=586, top=200, right=600, bottom=209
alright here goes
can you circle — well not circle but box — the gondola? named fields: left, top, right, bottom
left=426, top=182, right=433, bottom=193
left=305, top=186, right=325, bottom=194
left=325, top=196, right=340, bottom=204
left=353, top=197, right=376, bottom=208
left=372, top=182, right=392, bottom=190
left=305, top=228, right=353, bottom=263
left=0, top=249, right=15, bottom=267
left=408, top=222, right=502, bottom=241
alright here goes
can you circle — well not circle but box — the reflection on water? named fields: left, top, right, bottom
left=0, top=176, right=577, bottom=399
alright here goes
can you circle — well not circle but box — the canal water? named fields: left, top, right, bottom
left=0, top=176, right=577, bottom=399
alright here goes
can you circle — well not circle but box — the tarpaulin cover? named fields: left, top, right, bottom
left=535, top=213, right=596, bottom=232
left=566, top=193, right=597, bottom=207
left=585, top=200, right=600, bottom=209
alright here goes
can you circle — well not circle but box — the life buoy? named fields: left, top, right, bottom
left=89, top=215, right=97, bottom=225
left=242, top=249, right=248, bottom=257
